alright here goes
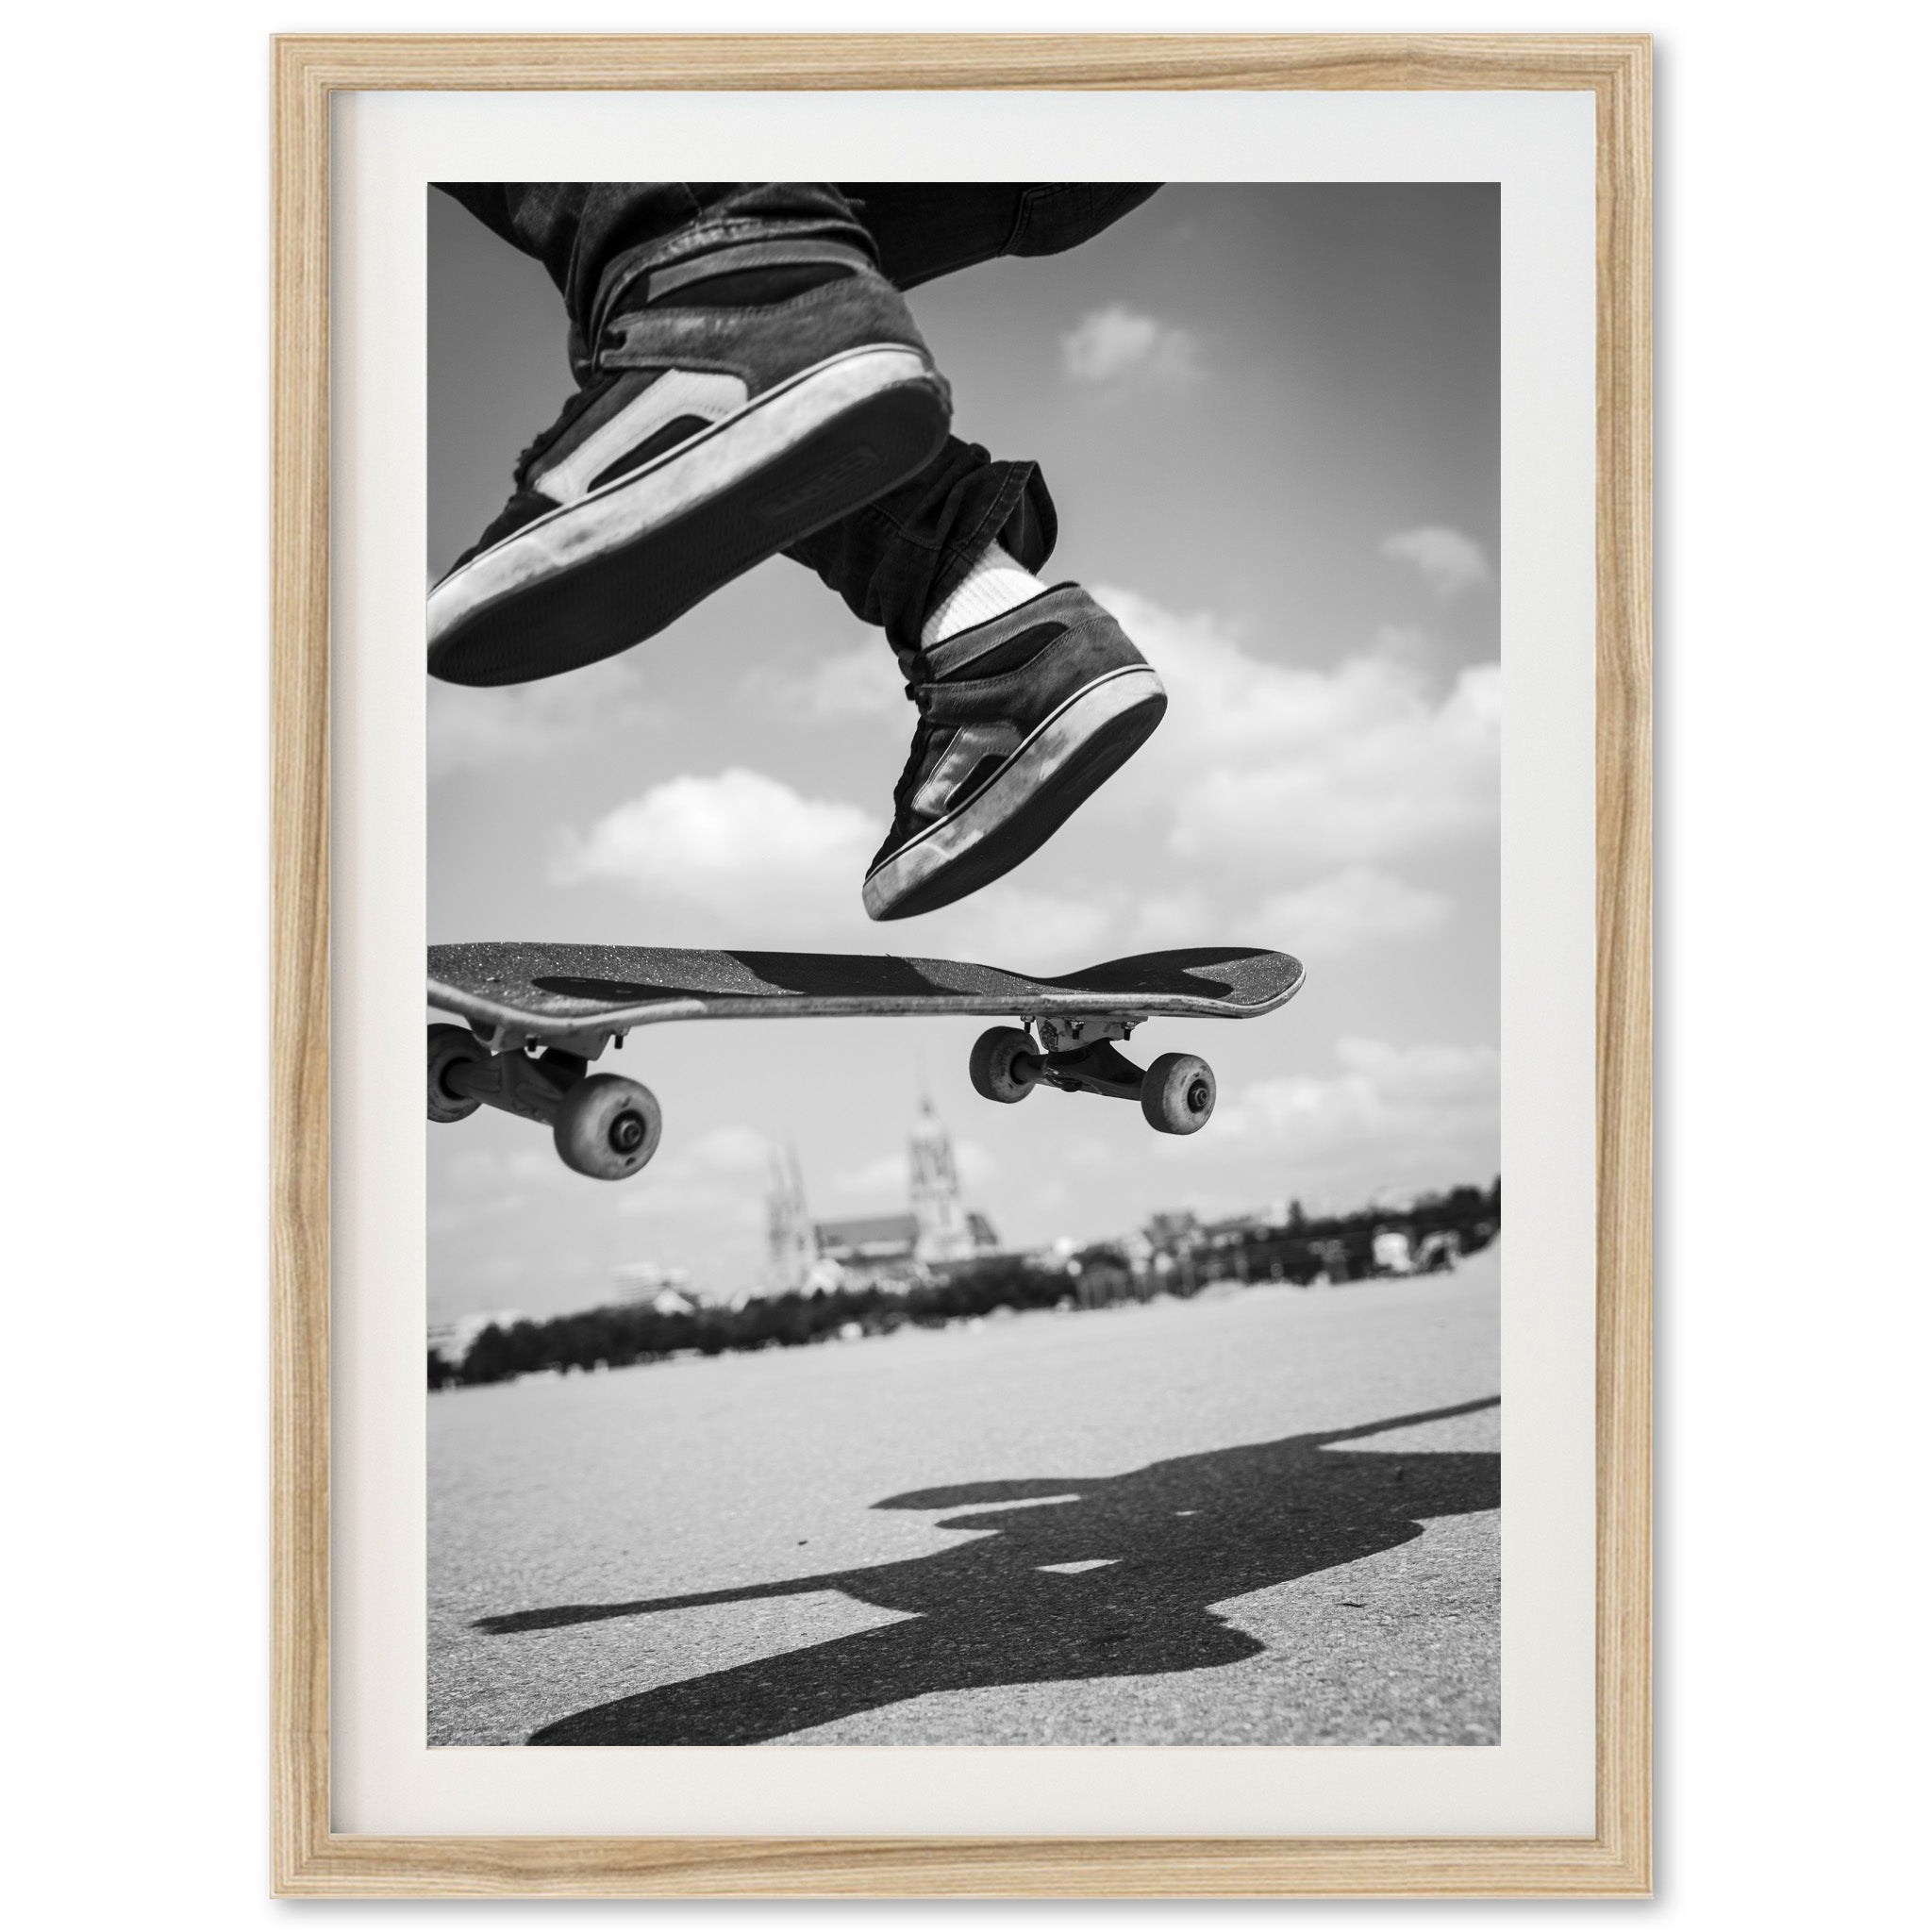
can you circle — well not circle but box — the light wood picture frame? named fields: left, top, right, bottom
left=272, top=32, right=1650, bottom=1898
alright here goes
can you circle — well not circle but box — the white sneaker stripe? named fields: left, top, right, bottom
left=864, top=666, right=1164, bottom=914
left=428, top=346, right=941, bottom=654
left=910, top=722, right=1024, bottom=817
left=537, top=371, right=749, bottom=504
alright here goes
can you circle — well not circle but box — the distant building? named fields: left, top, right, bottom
left=908, top=1094, right=983, bottom=1261
left=610, top=1261, right=692, bottom=1307
left=815, top=1208, right=1002, bottom=1288
left=763, top=1093, right=999, bottom=1293
left=766, top=1143, right=817, bottom=1293
left=1371, top=1227, right=1415, bottom=1274
left=1143, top=1210, right=1203, bottom=1256
left=816, top=1211, right=921, bottom=1279
left=1201, top=1208, right=1290, bottom=1246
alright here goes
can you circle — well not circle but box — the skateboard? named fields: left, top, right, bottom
left=426, top=942, right=1305, bottom=1180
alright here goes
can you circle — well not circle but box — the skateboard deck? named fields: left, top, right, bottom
left=427, top=943, right=1304, bottom=1181
left=430, top=941, right=1302, bottom=1052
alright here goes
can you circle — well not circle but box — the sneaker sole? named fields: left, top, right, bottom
left=427, top=345, right=949, bottom=687
left=863, top=666, right=1168, bottom=921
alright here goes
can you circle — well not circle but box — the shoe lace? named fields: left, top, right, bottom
left=888, top=675, right=940, bottom=816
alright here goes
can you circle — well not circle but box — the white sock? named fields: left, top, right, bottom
left=920, top=542, right=1046, bottom=648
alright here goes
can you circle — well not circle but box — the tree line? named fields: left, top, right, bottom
left=430, top=1180, right=1501, bottom=1390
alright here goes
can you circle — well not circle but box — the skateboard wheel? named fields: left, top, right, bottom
left=969, top=1026, right=1040, bottom=1105
left=426, top=1024, right=484, bottom=1123
left=552, top=1074, right=662, bottom=1180
left=1141, top=1053, right=1216, bottom=1135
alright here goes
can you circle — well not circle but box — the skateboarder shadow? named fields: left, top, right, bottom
left=475, top=1395, right=1499, bottom=1745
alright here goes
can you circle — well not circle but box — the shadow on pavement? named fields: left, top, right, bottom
left=475, top=1394, right=1499, bottom=1745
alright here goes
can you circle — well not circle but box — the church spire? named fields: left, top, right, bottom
left=766, top=1141, right=816, bottom=1291
left=908, top=1087, right=974, bottom=1261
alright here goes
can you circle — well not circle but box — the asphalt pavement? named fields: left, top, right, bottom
left=429, top=1244, right=1500, bottom=1746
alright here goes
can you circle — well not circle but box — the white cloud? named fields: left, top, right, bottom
left=1365, top=623, right=1441, bottom=673
left=1125, top=890, right=1216, bottom=949
left=746, top=643, right=904, bottom=721
left=1257, top=868, right=1452, bottom=957
left=540, top=594, right=1494, bottom=969
left=553, top=768, right=882, bottom=920
left=554, top=771, right=1116, bottom=960
left=616, top=1123, right=774, bottom=1222
left=1061, top=304, right=1202, bottom=390
left=1213, top=1037, right=1500, bottom=1175
left=426, top=1135, right=606, bottom=1236
left=833, top=1151, right=906, bottom=1200
left=1089, top=586, right=1500, bottom=874
left=433, top=1141, right=586, bottom=1200
left=675, top=1124, right=772, bottom=1174
left=1381, top=525, right=1491, bottom=599
left=907, top=886, right=1115, bottom=971
left=429, top=656, right=666, bottom=779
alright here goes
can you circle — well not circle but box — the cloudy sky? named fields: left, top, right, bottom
left=427, top=183, right=1499, bottom=1325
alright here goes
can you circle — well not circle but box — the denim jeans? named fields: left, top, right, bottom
left=437, top=182, right=1159, bottom=651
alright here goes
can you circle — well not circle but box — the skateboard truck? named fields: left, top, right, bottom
left=969, top=1014, right=1217, bottom=1136
left=458, top=1018, right=627, bottom=1060
left=1031, top=1011, right=1141, bottom=1054
left=425, top=1024, right=661, bottom=1180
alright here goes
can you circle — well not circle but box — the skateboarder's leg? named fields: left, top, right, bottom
left=428, top=183, right=1163, bottom=688
left=779, top=436, right=1057, bottom=657
left=437, top=181, right=1160, bottom=375
left=436, top=182, right=1169, bottom=920
left=774, top=186, right=1171, bottom=922
left=781, top=181, right=1161, bottom=641
left=783, top=430, right=1164, bottom=925
left=428, top=182, right=953, bottom=687
left=854, top=567, right=1169, bottom=921
left=837, top=184, right=1161, bottom=291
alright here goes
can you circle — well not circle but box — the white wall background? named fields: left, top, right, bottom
left=2, top=0, right=1924, bottom=1921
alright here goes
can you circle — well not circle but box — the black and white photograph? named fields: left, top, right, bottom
left=41, top=0, right=1932, bottom=1914
left=424, top=179, right=1502, bottom=1749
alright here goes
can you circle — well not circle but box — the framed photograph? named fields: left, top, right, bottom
left=274, top=33, right=1650, bottom=1897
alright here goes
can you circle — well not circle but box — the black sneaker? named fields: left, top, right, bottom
left=863, top=586, right=1166, bottom=921
left=428, top=242, right=951, bottom=687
